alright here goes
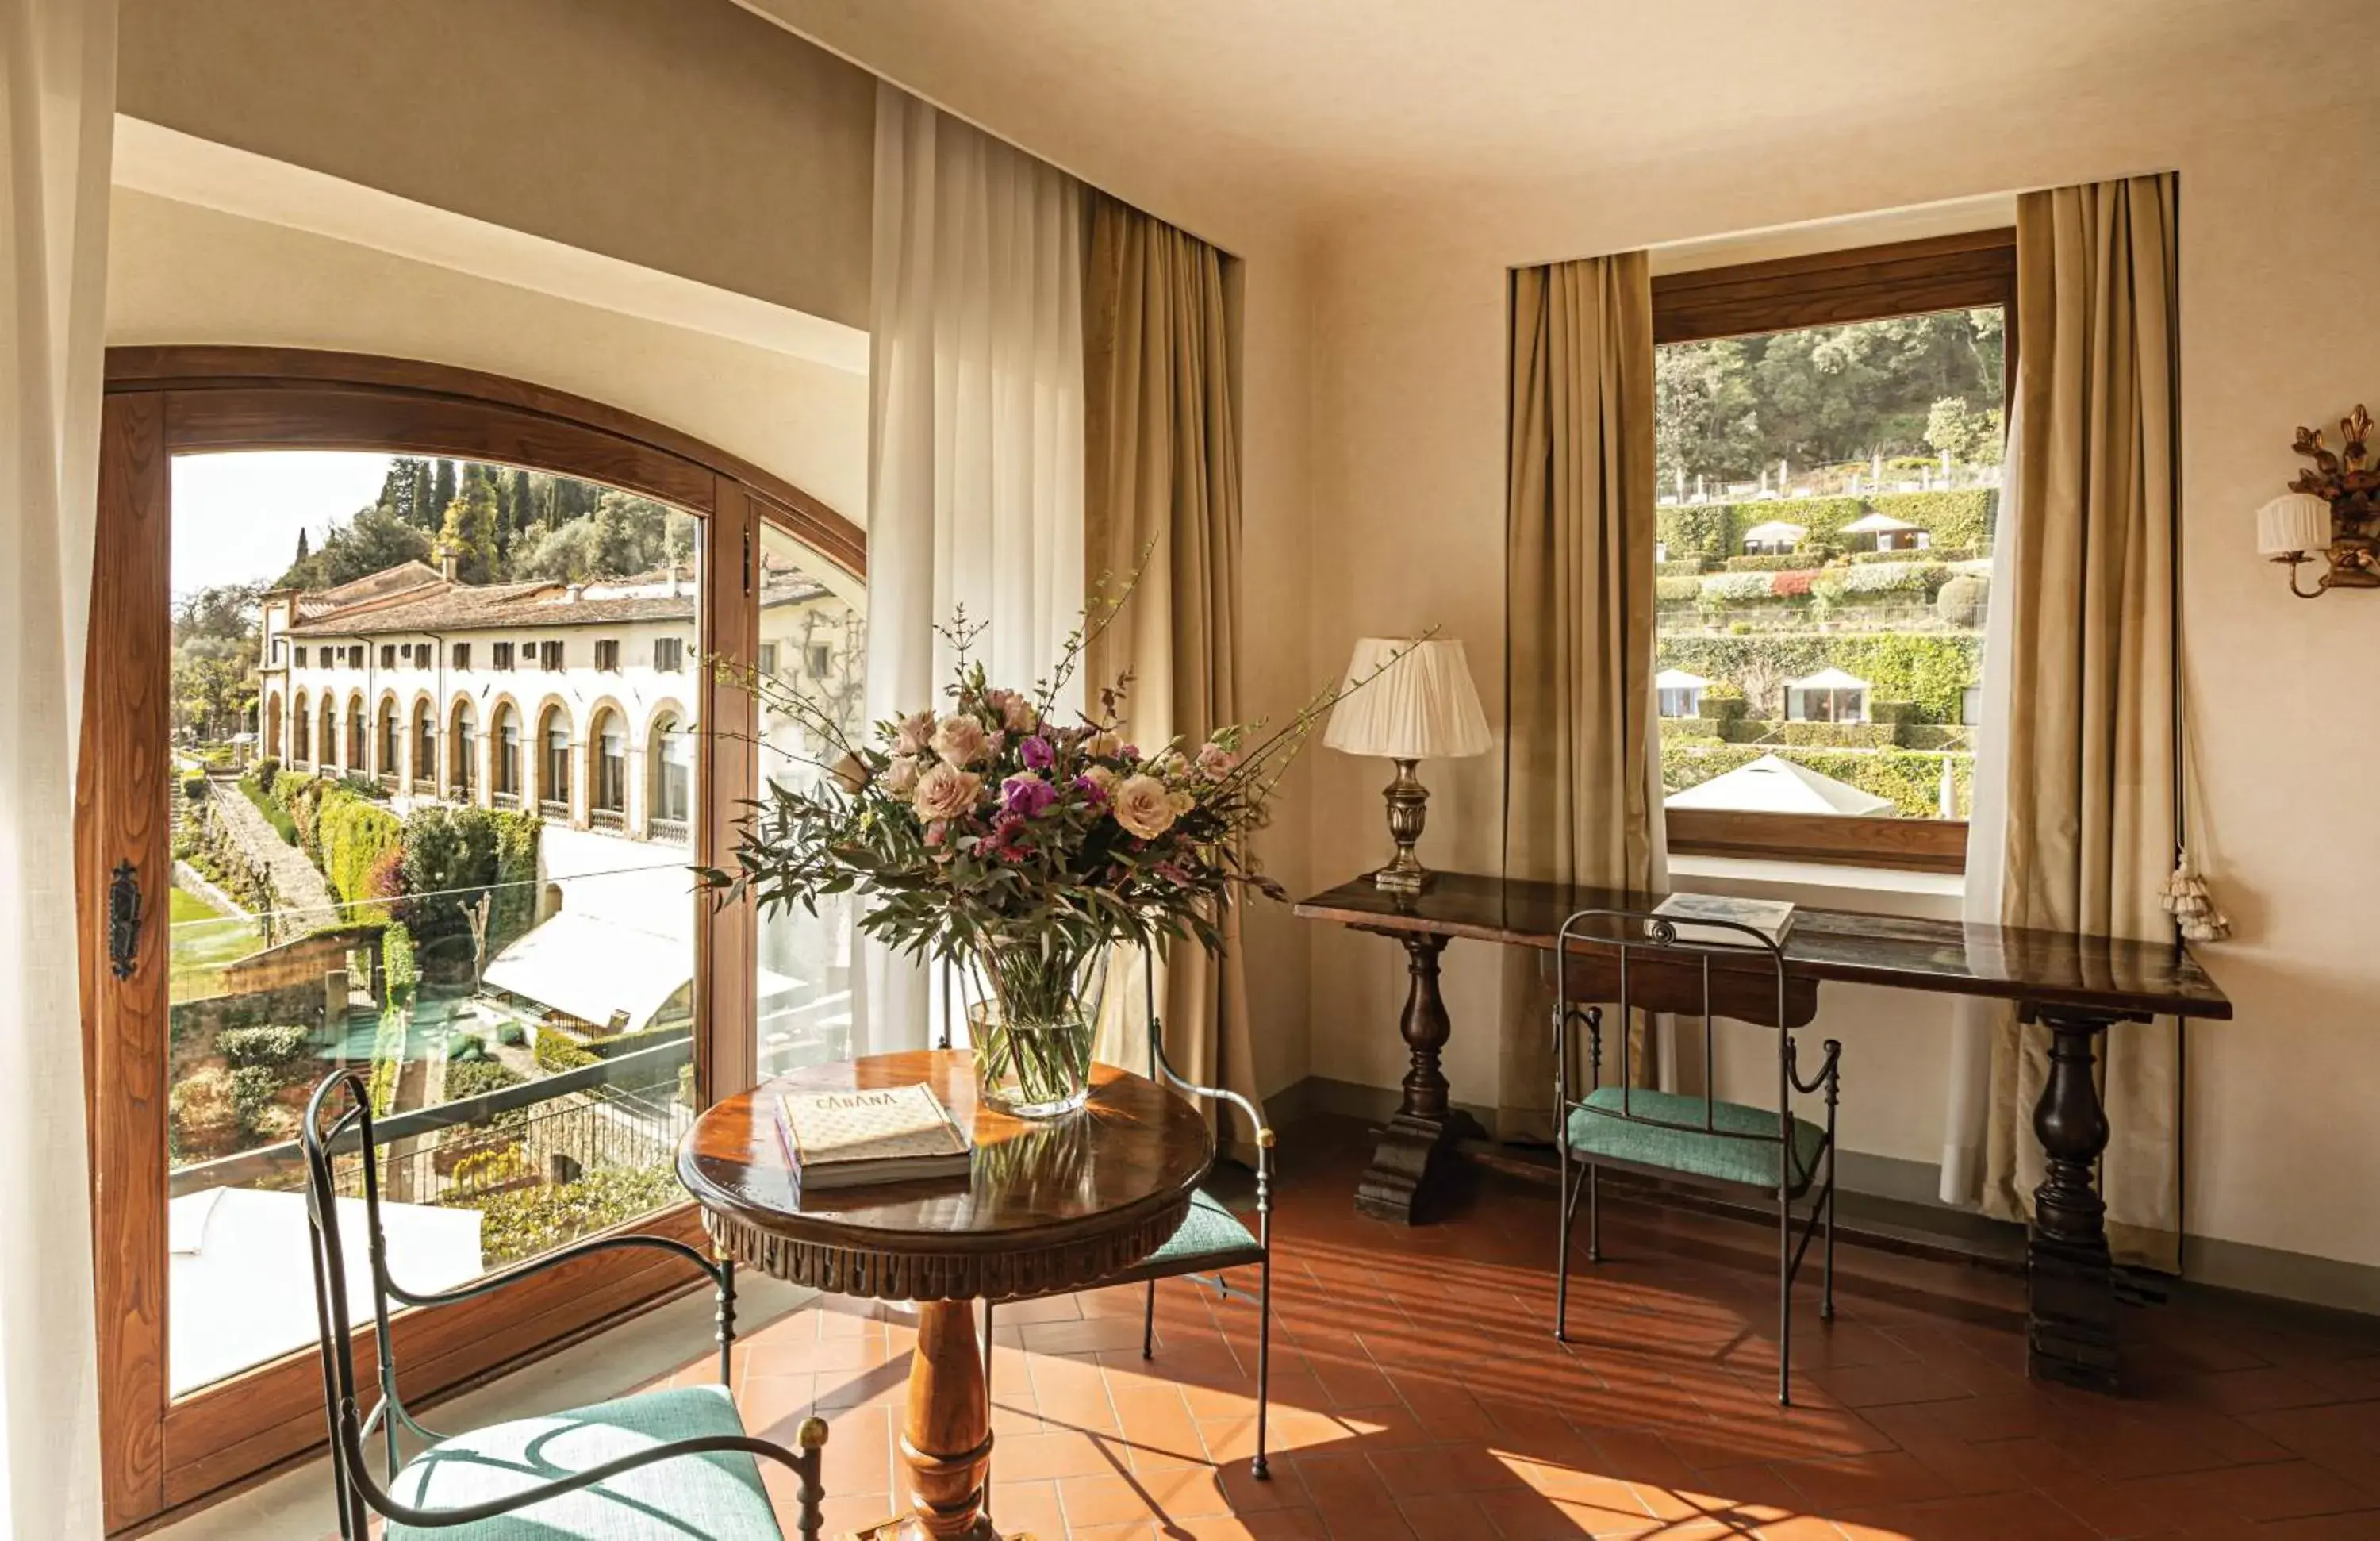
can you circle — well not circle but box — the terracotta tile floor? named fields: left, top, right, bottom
left=642, top=1116, right=2380, bottom=1539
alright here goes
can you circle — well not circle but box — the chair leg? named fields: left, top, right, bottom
left=1252, top=1248, right=1273, bottom=1480
left=1821, top=1153, right=1838, bottom=1323
left=1777, top=1188, right=1793, bottom=1408
left=716, top=1256, right=736, bottom=1386
left=1554, top=1149, right=1575, bottom=1343
left=1142, top=1278, right=1157, bottom=1360
left=981, top=1297, right=995, bottom=1517
left=1586, top=1160, right=1603, bottom=1264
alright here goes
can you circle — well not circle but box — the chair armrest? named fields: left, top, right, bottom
left=384, top=1229, right=720, bottom=1309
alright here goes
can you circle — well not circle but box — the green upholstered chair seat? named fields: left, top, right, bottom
left=386, top=1384, right=781, bottom=1541
left=1564, top=1087, right=1825, bottom=1191
left=1143, top=1188, right=1260, bottom=1269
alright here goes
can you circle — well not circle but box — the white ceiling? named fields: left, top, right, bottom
left=739, top=0, right=2327, bottom=234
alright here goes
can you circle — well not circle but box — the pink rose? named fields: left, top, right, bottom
left=1196, top=743, right=1238, bottom=782
left=885, top=755, right=920, bottom=796
left=1112, top=774, right=1177, bottom=840
left=912, top=761, right=983, bottom=822
left=931, top=713, right=989, bottom=766
left=830, top=752, right=869, bottom=793
left=1084, top=729, right=1123, bottom=759
left=894, top=710, right=935, bottom=755
left=1002, top=694, right=1040, bottom=733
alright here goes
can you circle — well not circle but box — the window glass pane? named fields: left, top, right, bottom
left=754, top=523, right=866, bottom=1078
left=167, top=451, right=701, bottom=1395
left=1654, top=307, right=2001, bottom=820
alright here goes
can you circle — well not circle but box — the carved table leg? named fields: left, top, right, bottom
left=856, top=1299, right=1026, bottom=1540
left=2026, top=1007, right=2121, bottom=1393
left=1356, top=932, right=1481, bottom=1225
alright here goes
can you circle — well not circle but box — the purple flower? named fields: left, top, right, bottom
left=1120, top=743, right=1142, bottom=762
left=1002, top=772, right=1058, bottom=819
left=1073, top=772, right=1111, bottom=805
left=1020, top=734, right=1054, bottom=770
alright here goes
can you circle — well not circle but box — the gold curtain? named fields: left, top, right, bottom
left=1983, top=174, right=2182, bottom=1269
left=1500, top=255, right=1660, bottom=1141
left=1081, top=191, right=1260, bottom=1151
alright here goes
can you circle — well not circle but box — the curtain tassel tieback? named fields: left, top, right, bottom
left=2159, top=859, right=2231, bottom=943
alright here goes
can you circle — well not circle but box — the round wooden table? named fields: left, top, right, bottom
left=678, top=1050, right=1212, bottom=1540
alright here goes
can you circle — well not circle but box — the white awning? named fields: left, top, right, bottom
left=1786, top=666, right=1871, bottom=691
left=169, top=1186, right=482, bottom=1397
left=485, top=909, right=801, bottom=1032
left=1665, top=754, right=1894, bottom=817
left=1741, top=521, right=1807, bottom=544
left=1842, top=511, right=1921, bottom=534
left=1655, top=669, right=1712, bottom=690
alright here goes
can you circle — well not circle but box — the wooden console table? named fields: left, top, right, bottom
left=1293, top=871, right=2232, bottom=1394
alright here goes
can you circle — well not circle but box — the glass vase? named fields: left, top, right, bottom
left=965, top=940, right=1107, bottom=1119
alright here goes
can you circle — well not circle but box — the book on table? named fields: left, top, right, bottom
left=775, top=1082, right=973, bottom=1190
left=1649, top=893, right=1795, bottom=948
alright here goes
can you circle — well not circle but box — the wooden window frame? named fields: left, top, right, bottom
left=1652, top=229, right=2013, bottom=876
left=80, top=347, right=862, bottom=1533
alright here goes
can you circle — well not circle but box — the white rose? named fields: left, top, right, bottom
left=1084, top=729, right=1123, bottom=759
left=912, top=762, right=983, bottom=823
left=931, top=714, right=989, bottom=767
left=1002, top=694, right=1040, bottom=733
left=885, top=755, right=920, bottom=796
left=1112, top=774, right=1177, bottom=840
left=1167, top=788, right=1196, bottom=817
left=1080, top=764, right=1119, bottom=795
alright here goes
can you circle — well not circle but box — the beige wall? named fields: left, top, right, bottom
left=106, top=188, right=868, bottom=531
left=1300, top=83, right=2380, bottom=1268
left=117, top=0, right=875, bottom=330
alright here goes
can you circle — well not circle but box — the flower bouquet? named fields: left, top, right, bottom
left=706, top=594, right=1404, bottom=1118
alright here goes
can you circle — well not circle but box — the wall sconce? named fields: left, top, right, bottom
left=2257, top=403, right=2378, bottom=598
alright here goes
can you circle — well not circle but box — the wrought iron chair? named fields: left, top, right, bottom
left=300, top=1070, right=830, bottom=1539
left=975, top=952, right=1278, bottom=1480
left=1551, top=908, right=1841, bottom=1406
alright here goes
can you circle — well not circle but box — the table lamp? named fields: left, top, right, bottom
left=1323, top=637, right=1491, bottom=893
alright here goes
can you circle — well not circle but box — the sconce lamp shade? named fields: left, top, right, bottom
left=1324, top=638, right=1492, bottom=761
left=2257, top=492, right=2333, bottom=556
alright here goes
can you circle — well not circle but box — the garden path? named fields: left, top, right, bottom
left=209, top=783, right=339, bottom=928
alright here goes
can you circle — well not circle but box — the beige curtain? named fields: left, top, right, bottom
left=1983, top=174, right=2182, bottom=1270
left=1080, top=192, right=1260, bottom=1152
left=2, top=0, right=114, bottom=1532
left=1499, top=255, right=1660, bottom=1141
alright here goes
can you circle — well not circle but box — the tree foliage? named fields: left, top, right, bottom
left=1656, top=309, right=2005, bottom=490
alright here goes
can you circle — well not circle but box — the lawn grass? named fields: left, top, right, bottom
left=170, top=881, right=262, bottom=1001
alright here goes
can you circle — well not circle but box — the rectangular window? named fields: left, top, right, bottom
left=294, top=646, right=307, bottom=667
left=595, top=639, right=620, bottom=672
left=1652, top=229, right=2009, bottom=872
left=492, top=641, right=512, bottom=670
left=653, top=637, right=684, bottom=673
left=452, top=643, right=471, bottom=671
left=540, top=640, right=563, bottom=671
left=806, top=643, right=832, bottom=678
left=380, top=644, right=395, bottom=669
left=757, top=642, right=778, bottom=677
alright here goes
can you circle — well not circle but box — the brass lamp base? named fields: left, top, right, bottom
left=1372, top=759, right=1434, bottom=894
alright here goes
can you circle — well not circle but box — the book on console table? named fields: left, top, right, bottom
left=775, top=1082, right=973, bottom=1190
left=1651, top=893, right=1795, bottom=948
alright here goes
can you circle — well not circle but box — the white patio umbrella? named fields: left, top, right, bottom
left=1664, top=753, right=1893, bottom=817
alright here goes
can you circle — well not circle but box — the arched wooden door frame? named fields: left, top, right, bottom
left=80, top=347, right=863, bottom=1531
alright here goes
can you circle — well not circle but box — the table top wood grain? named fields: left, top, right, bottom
left=677, top=1050, right=1214, bottom=1301
left=1295, top=871, right=2232, bottom=1021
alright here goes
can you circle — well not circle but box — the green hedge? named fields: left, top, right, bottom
left=534, top=1020, right=690, bottom=1075
left=317, top=786, right=404, bottom=914
left=1663, top=740, right=1972, bottom=817
left=1869, top=489, right=1996, bottom=549
left=1811, top=562, right=1952, bottom=604
left=382, top=922, right=417, bottom=1004
left=1656, top=632, right=1982, bottom=723
left=1657, top=559, right=1711, bottom=577
left=1721, top=553, right=1813, bottom=573
left=1656, top=575, right=1705, bottom=605
left=443, top=1058, right=525, bottom=1102
left=1770, top=721, right=1900, bottom=749
left=217, top=1023, right=311, bottom=1069
left=463, top=1165, right=682, bottom=1269
left=239, top=774, right=299, bottom=845
left=1656, top=489, right=1998, bottom=564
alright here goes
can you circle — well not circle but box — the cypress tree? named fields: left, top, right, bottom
left=432, top=459, right=459, bottom=526
left=294, top=528, right=311, bottom=563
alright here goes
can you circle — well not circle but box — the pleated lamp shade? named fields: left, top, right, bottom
left=1324, top=638, right=1492, bottom=761
left=2256, top=492, right=2333, bottom=556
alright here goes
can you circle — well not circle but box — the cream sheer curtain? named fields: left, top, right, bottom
left=1500, top=255, right=1660, bottom=1141
left=1979, top=175, right=2183, bottom=1270
left=861, top=83, right=1087, bottom=1050
left=1, top=0, right=113, bottom=1532
left=1079, top=193, right=1260, bottom=1151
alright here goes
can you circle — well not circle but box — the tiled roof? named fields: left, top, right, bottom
left=286, top=562, right=833, bottom=637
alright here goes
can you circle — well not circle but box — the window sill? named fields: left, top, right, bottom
left=1665, top=851, right=1964, bottom=920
